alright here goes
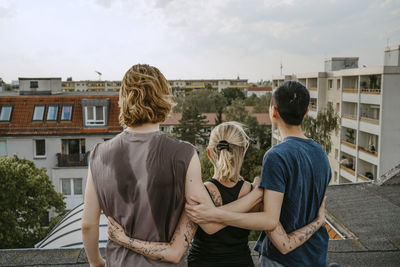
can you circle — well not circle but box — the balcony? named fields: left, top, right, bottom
left=359, top=117, right=380, bottom=135
left=342, top=88, right=358, bottom=93
left=358, top=146, right=379, bottom=165
left=309, top=87, right=317, bottom=91
left=342, top=88, right=358, bottom=102
left=357, top=174, right=372, bottom=182
left=56, top=153, right=88, bottom=167
left=341, top=114, right=357, bottom=129
left=361, top=88, right=381, bottom=94
left=340, top=165, right=356, bottom=182
left=341, top=140, right=357, bottom=156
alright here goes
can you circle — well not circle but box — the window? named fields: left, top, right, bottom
left=328, top=80, right=333, bottom=90
left=335, top=149, right=338, bottom=160
left=85, top=106, right=105, bottom=125
left=336, top=103, right=340, bottom=112
left=30, top=81, right=38, bottom=88
left=0, top=140, right=7, bottom=156
left=0, top=106, right=12, bottom=121
left=337, top=79, right=341, bottom=90
left=61, top=178, right=83, bottom=196
left=61, top=179, right=71, bottom=195
left=32, top=105, right=45, bottom=121
left=34, top=139, right=46, bottom=157
left=46, top=105, right=58, bottom=121
left=74, top=178, right=83, bottom=195
left=61, top=139, right=85, bottom=154
left=334, top=171, right=338, bottom=182
left=61, top=105, right=73, bottom=120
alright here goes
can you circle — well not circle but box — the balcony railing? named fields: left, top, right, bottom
left=357, top=174, right=372, bottom=181
left=341, top=140, right=356, bottom=149
left=343, top=88, right=358, bottom=93
left=342, top=114, right=357, bottom=120
left=56, top=153, right=88, bottom=167
left=360, top=117, right=379, bottom=125
left=340, top=165, right=355, bottom=175
left=308, top=87, right=317, bottom=91
left=358, top=146, right=378, bottom=157
left=361, top=88, right=381, bottom=94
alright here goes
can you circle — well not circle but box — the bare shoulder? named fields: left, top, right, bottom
left=204, top=182, right=222, bottom=207
left=238, top=180, right=252, bottom=199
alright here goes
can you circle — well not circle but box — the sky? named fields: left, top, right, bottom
left=0, top=0, right=399, bottom=83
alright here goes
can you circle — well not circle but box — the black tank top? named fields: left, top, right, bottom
left=187, top=178, right=254, bottom=267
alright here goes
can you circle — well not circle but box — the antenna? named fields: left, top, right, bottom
left=280, top=56, right=283, bottom=76
left=95, top=71, right=102, bottom=81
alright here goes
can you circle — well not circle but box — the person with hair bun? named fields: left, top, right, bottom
left=107, top=121, right=326, bottom=266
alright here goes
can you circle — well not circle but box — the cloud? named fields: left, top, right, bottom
left=0, top=1, right=15, bottom=19
left=95, top=0, right=113, bottom=8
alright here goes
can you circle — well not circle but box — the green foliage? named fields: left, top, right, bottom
left=226, top=99, right=271, bottom=151
left=173, top=89, right=227, bottom=118
left=0, top=155, right=66, bottom=248
left=248, top=230, right=262, bottom=241
left=241, top=146, right=265, bottom=180
left=176, top=103, right=209, bottom=146
left=302, top=105, right=340, bottom=154
left=244, top=94, right=259, bottom=106
left=253, top=94, right=272, bottom=113
left=222, top=87, right=246, bottom=105
left=200, top=151, right=214, bottom=182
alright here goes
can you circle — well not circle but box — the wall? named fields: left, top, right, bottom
left=379, top=73, right=400, bottom=178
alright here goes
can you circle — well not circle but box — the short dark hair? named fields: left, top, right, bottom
left=271, top=81, right=310, bottom=125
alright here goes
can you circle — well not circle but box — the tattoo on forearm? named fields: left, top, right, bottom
left=286, top=220, right=321, bottom=248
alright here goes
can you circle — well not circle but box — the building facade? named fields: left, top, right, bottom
left=271, top=45, right=400, bottom=185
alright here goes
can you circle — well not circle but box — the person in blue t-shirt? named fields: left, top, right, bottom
left=186, top=81, right=331, bottom=267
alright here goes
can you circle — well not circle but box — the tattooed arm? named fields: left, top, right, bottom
left=108, top=210, right=197, bottom=264
left=266, top=196, right=327, bottom=255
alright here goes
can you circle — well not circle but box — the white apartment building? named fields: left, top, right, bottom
left=271, top=45, right=400, bottom=184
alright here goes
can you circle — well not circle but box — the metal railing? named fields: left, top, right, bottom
left=56, top=153, right=88, bottom=167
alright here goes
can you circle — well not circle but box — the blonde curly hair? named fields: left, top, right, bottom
left=118, top=64, right=172, bottom=127
left=207, top=121, right=249, bottom=182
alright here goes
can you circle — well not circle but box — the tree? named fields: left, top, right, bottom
left=222, top=87, right=246, bottom=105
left=0, top=155, right=66, bottom=248
left=200, top=151, right=214, bottom=182
left=253, top=94, right=272, bottom=113
left=176, top=104, right=209, bottom=146
left=302, top=105, right=340, bottom=154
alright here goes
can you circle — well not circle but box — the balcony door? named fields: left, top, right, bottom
left=61, top=139, right=85, bottom=155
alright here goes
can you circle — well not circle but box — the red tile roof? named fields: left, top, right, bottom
left=0, top=95, right=122, bottom=135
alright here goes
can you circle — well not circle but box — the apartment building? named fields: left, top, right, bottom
left=168, top=78, right=249, bottom=92
left=62, top=78, right=249, bottom=93
left=271, top=45, right=400, bottom=185
left=62, top=80, right=121, bottom=92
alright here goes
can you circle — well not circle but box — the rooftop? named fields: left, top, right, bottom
left=326, top=178, right=400, bottom=266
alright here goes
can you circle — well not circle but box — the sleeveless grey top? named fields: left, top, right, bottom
left=89, top=129, right=196, bottom=267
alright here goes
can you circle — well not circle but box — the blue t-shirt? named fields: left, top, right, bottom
left=254, top=136, right=331, bottom=267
